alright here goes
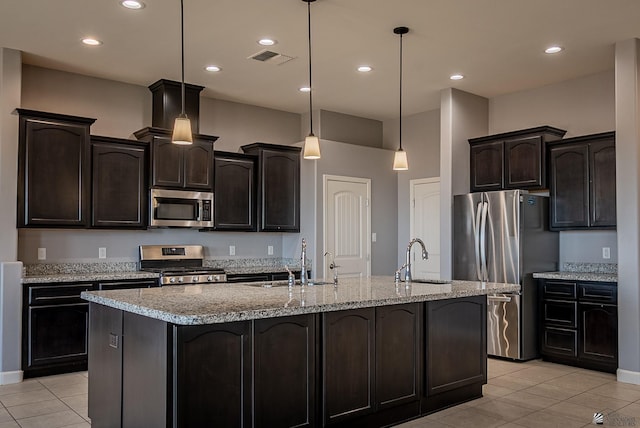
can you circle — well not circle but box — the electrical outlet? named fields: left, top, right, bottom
left=229, top=245, right=236, bottom=256
left=99, top=247, right=107, bottom=259
left=602, top=247, right=611, bottom=259
left=268, top=245, right=274, bottom=256
left=372, top=232, right=377, bottom=242
left=37, top=248, right=46, bottom=261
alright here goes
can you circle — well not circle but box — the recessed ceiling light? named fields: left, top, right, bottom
left=450, top=74, right=464, bottom=80
left=545, top=46, right=563, bottom=54
left=81, top=38, right=102, bottom=46
left=357, top=66, right=372, bottom=73
left=120, top=0, right=145, bottom=9
left=205, top=65, right=221, bottom=72
left=258, top=38, right=276, bottom=46
left=299, top=86, right=311, bottom=92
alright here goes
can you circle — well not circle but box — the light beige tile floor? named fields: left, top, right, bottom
left=1, top=359, right=639, bottom=427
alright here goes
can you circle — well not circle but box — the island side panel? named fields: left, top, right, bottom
left=88, top=303, right=123, bottom=428
left=122, top=311, right=168, bottom=428
left=422, top=295, right=487, bottom=413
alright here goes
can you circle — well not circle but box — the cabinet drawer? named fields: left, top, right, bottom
left=97, top=280, right=159, bottom=291
left=542, top=327, right=577, bottom=358
left=578, top=283, right=617, bottom=304
left=543, top=300, right=577, bottom=328
left=542, top=281, right=576, bottom=299
left=28, top=283, right=95, bottom=305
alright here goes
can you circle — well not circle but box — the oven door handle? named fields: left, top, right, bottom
left=487, top=295, right=512, bottom=303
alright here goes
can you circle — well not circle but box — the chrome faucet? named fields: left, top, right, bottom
left=405, top=238, right=428, bottom=282
left=300, top=238, right=308, bottom=286
left=324, top=251, right=339, bottom=285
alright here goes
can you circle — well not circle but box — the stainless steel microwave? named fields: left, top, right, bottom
left=150, top=188, right=214, bottom=228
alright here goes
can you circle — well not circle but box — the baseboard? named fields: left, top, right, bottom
left=617, top=368, right=640, bottom=385
left=0, top=370, right=23, bottom=385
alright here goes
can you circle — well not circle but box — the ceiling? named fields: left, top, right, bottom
left=2, top=0, right=640, bottom=121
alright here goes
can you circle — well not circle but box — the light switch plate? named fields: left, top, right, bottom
left=372, top=233, right=377, bottom=242
left=602, top=247, right=611, bottom=259
left=99, top=247, right=107, bottom=259
left=229, top=245, right=236, bottom=256
left=37, top=248, right=46, bottom=261
left=268, top=245, right=274, bottom=255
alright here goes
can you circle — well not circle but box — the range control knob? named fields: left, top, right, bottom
left=192, top=276, right=199, bottom=283
left=207, top=275, right=213, bottom=282
left=169, top=277, right=177, bottom=284
left=177, top=277, right=184, bottom=283
left=214, top=275, right=221, bottom=282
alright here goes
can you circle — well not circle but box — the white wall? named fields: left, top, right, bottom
left=489, top=70, right=618, bottom=264
left=384, top=109, right=440, bottom=267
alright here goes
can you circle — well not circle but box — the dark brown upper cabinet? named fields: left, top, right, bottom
left=242, top=143, right=301, bottom=232
left=134, top=127, right=217, bottom=191
left=17, top=109, right=96, bottom=228
left=91, top=136, right=148, bottom=229
left=213, top=152, right=257, bottom=231
left=549, top=131, right=616, bottom=230
left=149, top=79, right=204, bottom=133
left=469, top=126, right=566, bottom=192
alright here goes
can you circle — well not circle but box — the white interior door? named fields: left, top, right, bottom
left=324, top=175, right=371, bottom=278
left=410, top=178, right=440, bottom=279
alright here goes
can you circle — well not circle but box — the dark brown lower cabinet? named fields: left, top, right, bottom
left=23, top=282, right=95, bottom=378
left=423, top=296, right=487, bottom=412
left=322, top=308, right=375, bottom=426
left=539, top=279, right=618, bottom=373
left=174, top=321, right=252, bottom=428
left=88, top=298, right=489, bottom=427
left=254, top=315, right=316, bottom=428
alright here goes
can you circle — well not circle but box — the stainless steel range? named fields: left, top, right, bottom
left=139, top=245, right=227, bottom=285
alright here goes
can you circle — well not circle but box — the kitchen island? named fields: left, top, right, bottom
left=82, top=277, right=519, bottom=428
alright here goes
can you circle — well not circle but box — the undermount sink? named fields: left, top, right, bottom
left=410, top=278, right=451, bottom=284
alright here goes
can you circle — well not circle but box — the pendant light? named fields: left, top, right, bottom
left=302, top=0, right=321, bottom=159
left=392, top=26, right=409, bottom=171
left=171, top=0, right=193, bottom=145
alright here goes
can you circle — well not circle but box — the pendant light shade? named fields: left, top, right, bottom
left=302, top=0, right=320, bottom=159
left=304, top=134, right=321, bottom=159
left=393, top=148, right=408, bottom=170
left=392, top=26, right=409, bottom=171
left=172, top=0, right=193, bottom=145
left=172, top=115, right=193, bottom=145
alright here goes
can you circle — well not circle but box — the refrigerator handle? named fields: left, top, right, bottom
left=474, top=202, right=483, bottom=281
left=480, top=201, right=489, bottom=281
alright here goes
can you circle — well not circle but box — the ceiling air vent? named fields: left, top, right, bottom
left=248, top=49, right=296, bottom=66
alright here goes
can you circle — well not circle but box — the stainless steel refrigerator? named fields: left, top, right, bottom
left=453, top=190, right=558, bottom=360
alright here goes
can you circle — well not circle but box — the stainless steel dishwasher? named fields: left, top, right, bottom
left=487, top=292, right=521, bottom=359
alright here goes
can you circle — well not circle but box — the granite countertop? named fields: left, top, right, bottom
left=22, top=271, right=160, bottom=284
left=532, top=271, right=617, bottom=282
left=532, top=262, right=617, bottom=283
left=81, top=276, right=520, bottom=325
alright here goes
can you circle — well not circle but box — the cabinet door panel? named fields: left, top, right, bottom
left=550, top=144, right=589, bottom=229
left=254, top=315, right=315, bottom=428
left=175, top=322, right=252, bottom=428
left=542, top=327, right=577, bottom=357
left=505, top=136, right=543, bottom=189
left=92, top=141, right=147, bottom=228
left=27, top=303, right=89, bottom=367
left=590, top=140, right=616, bottom=227
left=152, top=138, right=184, bottom=188
left=262, top=149, right=300, bottom=231
left=214, top=155, right=256, bottom=230
left=184, top=142, right=214, bottom=190
left=323, top=308, right=375, bottom=425
left=20, top=119, right=90, bottom=227
left=579, top=303, right=617, bottom=364
left=470, top=141, right=503, bottom=191
left=426, top=296, right=486, bottom=396
left=543, top=300, right=577, bottom=328
left=376, top=304, right=420, bottom=409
